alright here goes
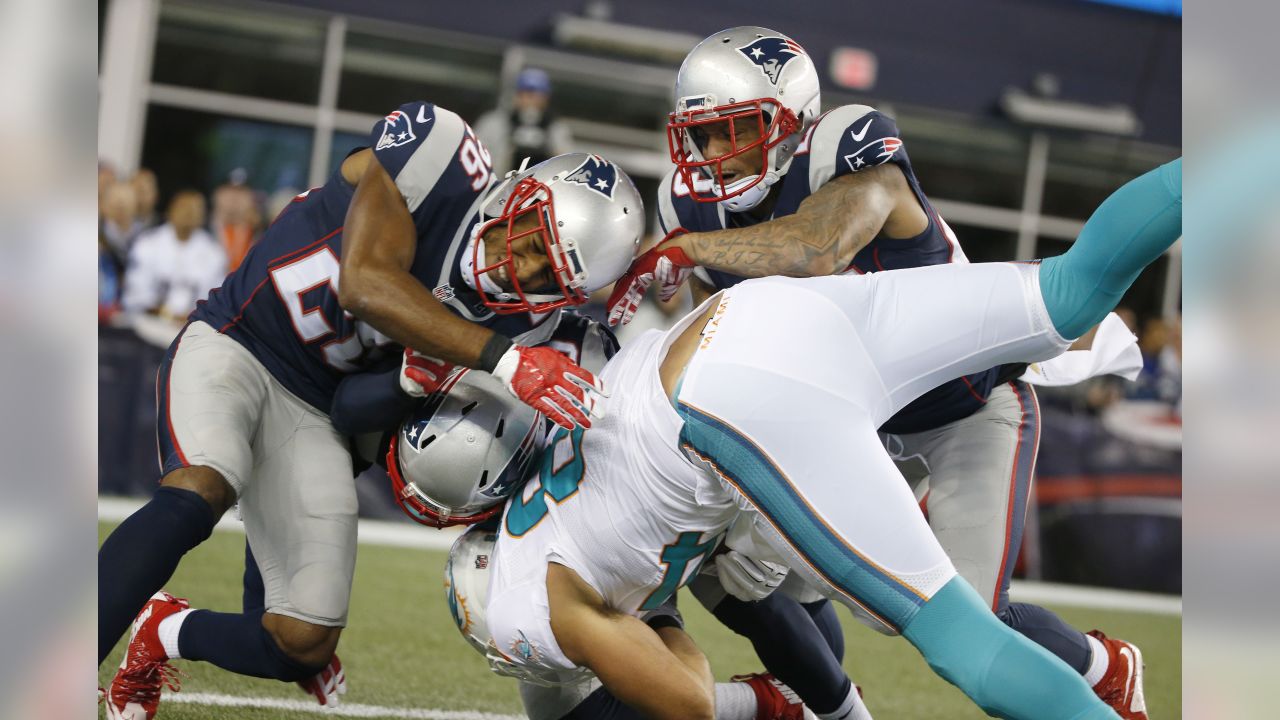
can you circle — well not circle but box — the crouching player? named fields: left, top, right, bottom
left=478, top=158, right=1180, bottom=720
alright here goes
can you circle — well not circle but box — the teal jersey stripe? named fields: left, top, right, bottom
left=677, top=402, right=925, bottom=631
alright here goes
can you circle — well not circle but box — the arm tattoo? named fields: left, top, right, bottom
left=685, top=167, right=897, bottom=278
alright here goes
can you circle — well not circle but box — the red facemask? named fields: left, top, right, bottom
left=385, top=431, right=503, bottom=529
left=470, top=176, right=587, bottom=315
left=667, top=98, right=799, bottom=204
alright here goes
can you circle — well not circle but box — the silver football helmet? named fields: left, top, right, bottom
left=668, top=26, right=821, bottom=212
left=444, top=525, right=594, bottom=686
left=463, top=153, right=644, bottom=314
left=387, top=369, right=542, bottom=528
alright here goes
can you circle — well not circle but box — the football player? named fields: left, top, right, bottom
left=484, top=159, right=1181, bottom=720
left=446, top=524, right=811, bottom=720
left=98, top=140, right=643, bottom=720
left=608, top=27, right=1146, bottom=719
left=324, top=306, right=811, bottom=719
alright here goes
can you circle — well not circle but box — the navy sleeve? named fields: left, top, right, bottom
left=329, top=366, right=416, bottom=437
left=829, top=110, right=906, bottom=179
left=368, top=101, right=492, bottom=230
left=798, top=105, right=913, bottom=192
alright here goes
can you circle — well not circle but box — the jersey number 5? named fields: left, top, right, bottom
left=269, top=246, right=390, bottom=371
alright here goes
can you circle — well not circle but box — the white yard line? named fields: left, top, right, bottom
left=166, top=692, right=522, bottom=719
left=98, top=496, right=462, bottom=551
left=1009, top=580, right=1181, bottom=616
left=99, top=496, right=1181, bottom=616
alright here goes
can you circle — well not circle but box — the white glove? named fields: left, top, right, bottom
left=715, top=550, right=788, bottom=602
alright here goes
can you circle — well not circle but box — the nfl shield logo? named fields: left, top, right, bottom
left=433, top=284, right=455, bottom=302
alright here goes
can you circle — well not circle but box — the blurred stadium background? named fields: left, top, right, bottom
left=97, top=0, right=1181, bottom=716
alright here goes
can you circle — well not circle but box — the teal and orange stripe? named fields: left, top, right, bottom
left=677, top=401, right=928, bottom=632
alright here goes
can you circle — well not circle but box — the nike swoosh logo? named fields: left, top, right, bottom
left=416, top=105, right=431, bottom=124
left=849, top=117, right=874, bottom=142
left=1117, top=646, right=1136, bottom=708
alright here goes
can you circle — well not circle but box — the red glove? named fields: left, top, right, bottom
left=606, top=230, right=696, bottom=327
left=400, top=348, right=459, bottom=397
left=296, top=654, right=346, bottom=708
left=491, top=345, right=607, bottom=429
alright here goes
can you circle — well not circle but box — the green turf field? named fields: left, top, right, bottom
left=99, top=522, right=1181, bottom=719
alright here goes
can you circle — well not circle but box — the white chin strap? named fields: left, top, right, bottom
left=716, top=172, right=779, bottom=212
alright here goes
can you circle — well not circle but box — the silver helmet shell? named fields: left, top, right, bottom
left=465, top=153, right=644, bottom=314
left=387, top=369, right=541, bottom=528
left=669, top=26, right=821, bottom=211
left=444, top=524, right=594, bottom=686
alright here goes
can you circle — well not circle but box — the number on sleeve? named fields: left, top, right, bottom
left=460, top=125, right=494, bottom=191
left=505, top=426, right=586, bottom=536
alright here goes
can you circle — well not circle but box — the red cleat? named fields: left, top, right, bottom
left=297, top=653, right=347, bottom=707
left=1088, top=630, right=1148, bottom=719
left=104, top=592, right=189, bottom=720
left=732, top=672, right=807, bottom=720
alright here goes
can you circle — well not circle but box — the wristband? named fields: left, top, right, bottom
left=478, top=333, right=514, bottom=373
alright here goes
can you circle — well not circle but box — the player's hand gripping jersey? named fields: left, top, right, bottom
left=658, top=104, right=1009, bottom=433
left=193, top=102, right=545, bottom=411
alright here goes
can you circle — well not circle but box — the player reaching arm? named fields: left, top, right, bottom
left=341, top=148, right=608, bottom=429
left=610, top=162, right=923, bottom=320
left=548, top=563, right=716, bottom=720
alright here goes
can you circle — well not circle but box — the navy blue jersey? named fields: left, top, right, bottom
left=658, top=104, right=1001, bottom=434
left=193, top=102, right=546, bottom=412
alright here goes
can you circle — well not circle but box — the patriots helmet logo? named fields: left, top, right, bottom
left=737, top=37, right=805, bottom=85
left=562, top=154, right=618, bottom=199
left=844, top=136, right=903, bottom=173
left=376, top=110, right=417, bottom=150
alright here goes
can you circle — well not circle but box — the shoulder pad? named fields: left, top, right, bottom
left=801, top=105, right=905, bottom=190
left=369, top=102, right=470, bottom=212
left=660, top=168, right=727, bottom=233
left=657, top=170, right=681, bottom=236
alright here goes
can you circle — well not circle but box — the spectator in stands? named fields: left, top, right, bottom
left=99, top=231, right=122, bottom=324
left=132, top=168, right=161, bottom=230
left=121, top=190, right=227, bottom=321
left=100, top=181, right=143, bottom=267
left=1113, top=313, right=1179, bottom=411
left=212, top=167, right=261, bottom=271
left=474, top=67, right=574, bottom=175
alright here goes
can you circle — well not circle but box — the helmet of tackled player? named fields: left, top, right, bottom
left=464, top=153, right=644, bottom=315
left=387, top=368, right=543, bottom=528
